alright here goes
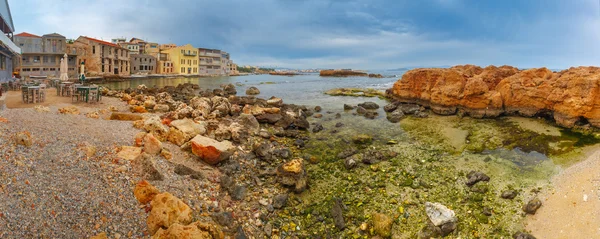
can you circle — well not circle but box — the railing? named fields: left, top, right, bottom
left=183, top=52, right=197, bottom=56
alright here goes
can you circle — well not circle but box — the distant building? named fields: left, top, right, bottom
left=162, top=44, right=198, bottom=75
left=129, top=38, right=146, bottom=54
left=13, top=32, right=77, bottom=78
left=111, top=38, right=126, bottom=44
left=0, top=0, right=20, bottom=79
left=145, top=42, right=160, bottom=59
left=74, top=36, right=130, bottom=76
left=229, top=62, right=238, bottom=75
left=130, top=54, right=156, bottom=75
left=157, top=52, right=174, bottom=74
left=198, top=48, right=222, bottom=75
left=117, top=42, right=139, bottom=55
left=159, top=43, right=177, bottom=51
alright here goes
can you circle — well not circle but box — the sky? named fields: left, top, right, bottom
left=9, top=0, right=600, bottom=70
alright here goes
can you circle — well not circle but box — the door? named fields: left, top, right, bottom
left=114, top=67, right=118, bottom=75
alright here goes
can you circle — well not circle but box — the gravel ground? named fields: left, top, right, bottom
left=0, top=104, right=147, bottom=238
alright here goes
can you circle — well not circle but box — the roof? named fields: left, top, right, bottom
left=15, top=32, right=41, bottom=38
left=42, top=33, right=65, bottom=38
left=129, top=37, right=146, bottom=43
left=81, top=36, right=125, bottom=49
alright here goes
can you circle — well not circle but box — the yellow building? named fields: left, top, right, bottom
left=161, top=44, right=198, bottom=75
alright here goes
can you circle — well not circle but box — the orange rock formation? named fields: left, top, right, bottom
left=388, top=65, right=600, bottom=128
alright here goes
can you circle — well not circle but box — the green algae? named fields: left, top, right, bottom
left=325, top=88, right=387, bottom=98
left=267, top=109, right=600, bottom=238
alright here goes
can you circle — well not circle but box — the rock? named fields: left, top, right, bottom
left=171, top=119, right=206, bottom=138
left=389, top=65, right=600, bottom=128
left=361, top=149, right=393, bottom=165
left=134, top=180, right=160, bottom=204
left=337, top=148, right=358, bottom=159
left=440, top=221, right=457, bottom=236
left=223, top=83, right=237, bottom=95
left=522, top=198, right=542, bottom=215
left=144, top=116, right=169, bottom=138
left=358, top=102, right=379, bottom=110
left=245, top=86, right=260, bottom=95
left=414, top=111, right=429, bottom=118
left=231, top=185, right=247, bottom=201
left=174, top=164, right=202, bottom=179
left=143, top=133, right=163, bottom=155
left=343, top=104, right=354, bottom=110
left=267, top=96, right=283, bottom=107
left=117, top=146, right=142, bottom=161
left=139, top=156, right=165, bottom=181
left=418, top=222, right=442, bottom=239
left=387, top=109, right=405, bottom=123
left=90, top=232, right=108, bottom=239
left=253, top=142, right=274, bottom=160
left=274, top=148, right=292, bottom=159
left=147, top=192, right=192, bottom=235
left=242, top=105, right=280, bottom=116
left=314, top=106, right=322, bottom=112
left=383, top=103, right=398, bottom=112
left=277, top=158, right=308, bottom=193
left=151, top=221, right=224, bottom=239
left=398, top=104, right=421, bottom=115
left=293, top=139, right=305, bottom=148
left=160, top=148, right=173, bottom=160
left=344, top=156, right=358, bottom=170
left=131, top=105, right=147, bottom=113
left=58, top=106, right=80, bottom=115
left=121, top=93, right=132, bottom=101
left=513, top=232, right=537, bottom=239
left=331, top=198, right=345, bottom=230
left=356, top=106, right=367, bottom=115
left=144, top=99, right=157, bottom=109
left=364, top=111, right=378, bottom=119
left=237, top=114, right=260, bottom=132
left=335, top=113, right=341, bottom=119
left=313, top=113, right=323, bottom=118
left=372, top=213, right=392, bottom=238
left=153, top=104, right=170, bottom=113
left=15, top=131, right=32, bottom=147
left=213, top=211, right=233, bottom=227
left=220, top=175, right=234, bottom=192
left=85, top=111, right=100, bottom=119
left=466, top=171, right=490, bottom=186
left=425, top=202, right=457, bottom=227
left=501, top=190, right=518, bottom=199
left=190, top=135, right=235, bottom=165
left=352, top=134, right=373, bottom=145
left=109, top=112, right=144, bottom=121
left=235, top=226, right=247, bottom=239
left=255, top=113, right=282, bottom=124
left=85, top=145, right=97, bottom=157
left=312, top=124, right=324, bottom=133
left=272, top=194, right=288, bottom=209
left=335, top=122, right=344, bottom=127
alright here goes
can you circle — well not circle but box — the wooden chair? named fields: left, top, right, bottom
left=21, top=87, right=30, bottom=103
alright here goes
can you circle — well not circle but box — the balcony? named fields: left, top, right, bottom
left=183, top=51, right=197, bottom=56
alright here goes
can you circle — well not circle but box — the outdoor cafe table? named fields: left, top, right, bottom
left=27, top=86, right=42, bottom=103
left=59, top=82, right=74, bottom=96
left=75, top=85, right=99, bottom=103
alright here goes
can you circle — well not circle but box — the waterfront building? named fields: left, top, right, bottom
left=145, top=42, right=160, bottom=59
left=118, top=42, right=139, bottom=55
left=129, top=38, right=146, bottom=54
left=13, top=32, right=77, bottom=78
left=161, top=44, right=198, bottom=75
left=74, top=36, right=130, bottom=76
left=159, top=43, right=176, bottom=51
left=0, top=0, right=20, bottom=79
left=157, top=52, right=174, bottom=74
left=130, top=54, right=156, bottom=75
left=198, top=47, right=222, bottom=75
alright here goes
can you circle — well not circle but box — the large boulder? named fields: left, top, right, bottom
left=144, top=133, right=163, bottom=155
left=389, top=65, right=600, bottom=128
left=246, top=86, right=260, bottom=95
left=144, top=116, right=169, bottom=139
left=134, top=180, right=160, bottom=204
left=147, top=192, right=192, bottom=235
left=190, top=135, right=235, bottom=165
left=168, top=119, right=206, bottom=146
left=109, top=112, right=144, bottom=121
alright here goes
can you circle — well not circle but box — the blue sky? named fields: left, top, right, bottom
left=9, top=0, right=600, bottom=69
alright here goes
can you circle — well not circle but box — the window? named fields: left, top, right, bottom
left=0, top=55, right=4, bottom=70
left=181, top=50, right=184, bottom=54
left=51, top=57, right=56, bottom=63
left=43, top=56, right=49, bottom=63
left=34, top=56, right=41, bottom=62
left=92, top=46, right=96, bottom=54
left=50, top=68, right=56, bottom=71
left=23, top=56, right=29, bottom=63
left=134, top=66, right=136, bottom=71
left=181, top=67, right=184, bottom=73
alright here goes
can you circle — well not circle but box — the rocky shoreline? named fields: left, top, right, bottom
left=388, top=65, right=600, bottom=129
